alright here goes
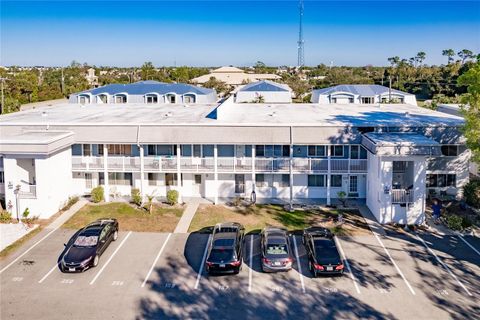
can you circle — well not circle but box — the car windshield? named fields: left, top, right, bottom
left=314, top=239, right=340, bottom=263
left=209, top=248, right=234, bottom=262
left=266, top=244, right=288, bottom=255
left=213, top=238, right=234, bottom=247
left=74, top=235, right=98, bottom=247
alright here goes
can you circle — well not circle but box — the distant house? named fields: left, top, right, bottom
left=234, top=80, right=292, bottom=103
left=85, top=68, right=99, bottom=87
left=311, top=84, right=417, bottom=106
left=191, top=66, right=281, bottom=86
left=69, top=80, right=217, bottom=105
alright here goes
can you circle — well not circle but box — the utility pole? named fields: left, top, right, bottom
left=0, top=78, right=5, bottom=114
left=61, top=68, right=65, bottom=96
left=297, top=0, right=305, bottom=67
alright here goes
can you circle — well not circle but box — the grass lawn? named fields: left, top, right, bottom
left=188, top=204, right=371, bottom=236
left=62, top=202, right=184, bottom=233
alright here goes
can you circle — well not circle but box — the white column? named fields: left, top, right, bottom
left=139, top=145, right=145, bottom=198
left=214, top=144, right=218, bottom=205
left=289, top=143, right=294, bottom=211
left=103, top=144, right=110, bottom=202
left=326, top=145, right=331, bottom=206
left=176, top=144, right=182, bottom=202
left=251, top=145, right=256, bottom=193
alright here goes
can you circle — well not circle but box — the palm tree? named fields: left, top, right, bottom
left=387, top=56, right=400, bottom=67
left=442, top=49, right=455, bottom=64
left=458, top=49, right=474, bottom=64
left=415, top=52, right=426, bottom=66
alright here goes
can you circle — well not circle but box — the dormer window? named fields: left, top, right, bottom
left=78, top=95, right=90, bottom=105
left=166, top=94, right=176, bottom=103
left=145, top=94, right=158, bottom=104
left=183, top=94, right=195, bottom=103
left=97, top=94, right=108, bottom=104
left=361, top=97, right=374, bottom=104
left=114, top=94, right=127, bottom=104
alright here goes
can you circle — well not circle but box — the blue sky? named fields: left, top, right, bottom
left=1, top=1, right=479, bottom=67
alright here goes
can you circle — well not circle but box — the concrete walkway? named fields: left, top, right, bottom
left=48, top=198, right=88, bottom=230
left=358, top=206, right=386, bottom=236
left=174, top=199, right=201, bottom=233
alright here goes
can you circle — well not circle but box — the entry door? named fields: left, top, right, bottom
left=192, top=174, right=202, bottom=197
left=349, top=176, right=358, bottom=193
left=235, top=174, right=245, bottom=194
left=235, top=145, right=245, bottom=158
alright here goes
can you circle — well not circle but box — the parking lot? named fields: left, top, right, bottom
left=0, top=226, right=479, bottom=319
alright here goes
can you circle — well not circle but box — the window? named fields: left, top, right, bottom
left=256, top=174, right=268, bottom=187
left=349, top=176, right=358, bottom=193
left=255, top=145, right=265, bottom=157
left=97, top=94, right=108, bottom=103
left=308, top=175, right=325, bottom=187
left=99, top=172, right=133, bottom=186
left=114, top=95, right=127, bottom=103
left=194, top=174, right=202, bottom=185
left=0, top=171, right=4, bottom=184
left=277, top=174, right=290, bottom=187
left=145, top=95, right=158, bottom=104
left=193, top=145, right=202, bottom=157
left=330, top=145, right=344, bottom=157
left=350, top=145, right=359, bottom=159
left=331, top=175, right=342, bottom=187
left=256, top=145, right=289, bottom=157
left=166, top=173, right=179, bottom=186
left=107, top=144, right=132, bottom=155
left=85, top=173, right=92, bottom=189
left=427, top=174, right=456, bottom=187
left=349, top=98, right=354, bottom=103
left=441, top=145, right=458, bottom=157
left=331, top=98, right=337, bottom=103
left=308, top=145, right=326, bottom=157
left=184, top=95, right=195, bottom=103
left=82, top=144, right=92, bottom=156
left=361, top=97, right=374, bottom=104
left=166, top=94, right=176, bottom=103
left=78, top=95, right=89, bottom=105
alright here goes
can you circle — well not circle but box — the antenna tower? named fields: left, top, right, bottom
left=297, top=0, right=305, bottom=67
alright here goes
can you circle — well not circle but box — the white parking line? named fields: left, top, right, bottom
left=335, top=238, right=361, bottom=294
left=416, top=234, right=472, bottom=296
left=89, top=231, right=132, bottom=285
left=292, top=236, right=306, bottom=294
left=0, top=227, right=61, bottom=274
left=373, top=233, right=416, bottom=295
left=457, top=234, right=480, bottom=257
left=194, top=234, right=211, bottom=290
left=248, top=234, right=253, bottom=292
left=141, top=233, right=172, bottom=288
left=38, top=262, right=60, bottom=284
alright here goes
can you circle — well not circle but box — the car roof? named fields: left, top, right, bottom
left=80, top=226, right=102, bottom=236
left=87, top=218, right=115, bottom=228
left=213, top=222, right=242, bottom=235
left=304, top=227, right=333, bottom=238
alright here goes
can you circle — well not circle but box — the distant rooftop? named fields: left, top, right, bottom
left=211, top=66, right=244, bottom=73
left=239, top=80, right=290, bottom=92
left=313, top=84, right=413, bottom=96
left=77, top=80, right=215, bottom=96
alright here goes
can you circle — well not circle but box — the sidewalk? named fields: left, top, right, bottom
left=358, top=205, right=386, bottom=236
left=47, top=198, right=88, bottom=230
left=174, top=198, right=201, bottom=233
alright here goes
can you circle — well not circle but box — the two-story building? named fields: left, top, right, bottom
left=0, top=82, right=469, bottom=226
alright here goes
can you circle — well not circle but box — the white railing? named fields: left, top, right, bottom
left=391, top=189, right=414, bottom=204
left=18, top=184, right=37, bottom=198
left=71, top=156, right=367, bottom=173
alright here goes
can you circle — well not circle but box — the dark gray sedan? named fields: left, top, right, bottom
left=260, top=227, right=293, bottom=272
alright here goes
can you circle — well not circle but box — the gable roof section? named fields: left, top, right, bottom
left=77, top=81, right=215, bottom=96
left=313, top=84, right=412, bottom=97
left=239, top=80, right=290, bottom=92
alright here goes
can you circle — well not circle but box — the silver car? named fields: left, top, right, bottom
left=261, top=227, right=293, bottom=272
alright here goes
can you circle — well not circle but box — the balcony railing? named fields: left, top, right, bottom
left=18, top=184, right=37, bottom=199
left=391, top=189, right=414, bottom=204
left=71, top=156, right=367, bottom=173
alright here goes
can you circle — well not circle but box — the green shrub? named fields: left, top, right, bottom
left=166, top=190, right=179, bottom=206
left=131, top=188, right=142, bottom=207
left=461, top=217, right=473, bottom=229
left=0, top=211, right=12, bottom=223
left=337, top=191, right=347, bottom=207
left=22, top=208, right=30, bottom=219
left=446, top=214, right=463, bottom=231
left=91, top=186, right=104, bottom=203
left=62, top=196, right=79, bottom=211
left=463, top=180, right=480, bottom=208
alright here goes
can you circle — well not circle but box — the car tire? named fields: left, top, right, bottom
left=113, top=230, right=118, bottom=241
left=93, top=254, right=100, bottom=267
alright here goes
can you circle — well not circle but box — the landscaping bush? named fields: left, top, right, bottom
left=91, top=186, right=104, bottom=203
left=463, top=179, right=480, bottom=208
left=22, top=208, right=30, bottom=219
left=131, top=188, right=142, bottom=207
left=0, top=211, right=12, bottom=223
left=166, top=190, right=179, bottom=205
left=62, top=196, right=79, bottom=211
left=337, top=191, right=347, bottom=207
left=446, top=214, right=463, bottom=231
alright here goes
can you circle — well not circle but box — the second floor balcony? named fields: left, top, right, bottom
left=72, top=156, right=367, bottom=174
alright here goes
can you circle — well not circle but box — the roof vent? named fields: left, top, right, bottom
left=164, top=112, right=173, bottom=117
left=41, top=111, right=47, bottom=117
left=268, top=111, right=276, bottom=117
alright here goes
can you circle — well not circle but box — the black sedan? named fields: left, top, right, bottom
left=205, top=222, right=245, bottom=274
left=61, top=218, right=119, bottom=272
left=303, top=227, right=344, bottom=277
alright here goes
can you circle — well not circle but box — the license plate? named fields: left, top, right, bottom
left=327, top=266, right=333, bottom=271
left=274, top=262, right=281, bottom=266
left=220, top=264, right=226, bottom=268
left=69, top=267, right=75, bottom=272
